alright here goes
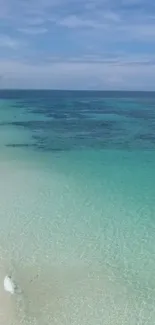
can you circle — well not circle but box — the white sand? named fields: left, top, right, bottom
left=0, top=159, right=154, bottom=325
left=0, top=258, right=154, bottom=325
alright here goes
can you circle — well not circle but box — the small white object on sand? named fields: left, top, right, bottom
left=4, top=275, right=16, bottom=294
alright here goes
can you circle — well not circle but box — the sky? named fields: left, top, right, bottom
left=0, top=0, right=155, bottom=90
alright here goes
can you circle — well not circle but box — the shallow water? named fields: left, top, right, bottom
left=0, top=90, right=155, bottom=324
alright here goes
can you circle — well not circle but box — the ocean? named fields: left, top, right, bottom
left=0, top=90, right=155, bottom=324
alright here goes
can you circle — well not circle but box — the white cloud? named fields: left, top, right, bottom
left=52, top=10, right=155, bottom=42
left=130, top=24, right=155, bottom=39
left=55, top=10, right=121, bottom=29
left=0, top=35, right=23, bottom=49
left=0, top=0, right=155, bottom=90
left=103, top=11, right=121, bottom=23
left=0, top=57, right=155, bottom=90
left=24, top=17, right=46, bottom=26
left=0, top=0, right=59, bottom=22
left=0, top=0, right=155, bottom=42
left=18, top=27, right=48, bottom=35
left=57, top=15, right=104, bottom=28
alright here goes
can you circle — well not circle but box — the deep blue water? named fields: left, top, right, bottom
left=0, top=90, right=155, bottom=152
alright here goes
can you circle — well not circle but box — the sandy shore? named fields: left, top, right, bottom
left=0, top=256, right=153, bottom=325
left=0, top=158, right=154, bottom=325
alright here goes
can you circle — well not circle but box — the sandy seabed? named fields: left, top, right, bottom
left=0, top=154, right=154, bottom=325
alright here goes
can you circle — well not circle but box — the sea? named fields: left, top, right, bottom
left=0, top=90, right=155, bottom=324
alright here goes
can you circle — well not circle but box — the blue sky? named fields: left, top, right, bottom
left=0, top=0, right=155, bottom=89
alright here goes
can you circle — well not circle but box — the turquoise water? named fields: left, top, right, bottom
left=0, top=90, right=155, bottom=324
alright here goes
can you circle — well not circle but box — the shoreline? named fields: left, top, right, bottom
left=0, top=149, right=154, bottom=324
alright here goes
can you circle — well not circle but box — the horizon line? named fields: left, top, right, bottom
left=0, top=89, right=155, bottom=92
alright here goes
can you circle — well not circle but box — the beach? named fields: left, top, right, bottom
left=0, top=90, right=155, bottom=324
